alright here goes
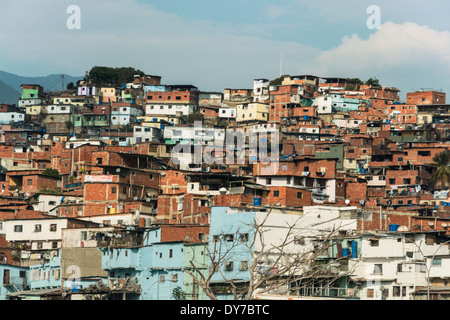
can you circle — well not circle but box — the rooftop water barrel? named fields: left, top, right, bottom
left=72, top=284, right=82, bottom=293
left=389, top=224, right=399, bottom=232
left=351, top=241, right=358, bottom=258
left=342, top=248, right=349, bottom=257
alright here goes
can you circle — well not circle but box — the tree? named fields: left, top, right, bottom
left=184, top=111, right=204, bottom=124
left=172, top=286, right=187, bottom=300
left=185, top=207, right=359, bottom=300
left=346, top=78, right=363, bottom=90
left=67, top=82, right=75, bottom=90
left=87, top=66, right=145, bottom=87
left=269, top=75, right=289, bottom=86
left=365, top=77, right=381, bottom=87
left=43, top=168, right=61, bottom=178
left=430, top=151, right=450, bottom=189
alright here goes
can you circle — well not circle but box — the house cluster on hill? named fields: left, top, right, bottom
left=0, top=72, right=449, bottom=300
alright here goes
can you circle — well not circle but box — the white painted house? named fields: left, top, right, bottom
left=348, top=231, right=450, bottom=300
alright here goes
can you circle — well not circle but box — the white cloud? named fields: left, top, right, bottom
left=314, top=22, right=450, bottom=95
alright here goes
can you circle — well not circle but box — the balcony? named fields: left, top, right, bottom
left=96, top=231, right=144, bottom=248
left=107, top=277, right=141, bottom=294
left=296, top=286, right=360, bottom=299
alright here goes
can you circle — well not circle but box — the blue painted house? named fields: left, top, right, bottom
left=208, top=207, right=257, bottom=299
left=29, top=250, right=62, bottom=290
left=0, top=264, right=29, bottom=300
left=144, top=241, right=185, bottom=300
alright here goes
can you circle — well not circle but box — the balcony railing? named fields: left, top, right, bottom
left=296, top=287, right=360, bottom=299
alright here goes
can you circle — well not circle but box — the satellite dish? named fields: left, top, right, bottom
left=345, top=199, right=350, bottom=205
left=219, top=187, right=227, bottom=195
left=397, top=225, right=409, bottom=232
left=133, top=196, right=138, bottom=201
left=116, top=168, right=121, bottom=173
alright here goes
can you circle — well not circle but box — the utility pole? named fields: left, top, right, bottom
left=280, top=51, right=283, bottom=77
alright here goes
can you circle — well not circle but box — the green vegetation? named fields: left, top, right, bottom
left=184, top=111, right=204, bottom=124
left=38, top=187, right=61, bottom=195
left=43, top=168, right=61, bottom=178
left=365, top=77, right=381, bottom=87
left=269, top=75, right=289, bottom=86
left=172, top=286, right=187, bottom=300
left=431, top=151, right=450, bottom=189
left=86, top=66, right=145, bottom=88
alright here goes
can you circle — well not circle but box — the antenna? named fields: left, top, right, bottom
left=62, top=74, right=65, bottom=91
left=280, top=50, right=284, bottom=77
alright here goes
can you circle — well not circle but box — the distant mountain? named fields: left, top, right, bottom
left=0, top=70, right=83, bottom=104
left=0, top=81, right=21, bottom=104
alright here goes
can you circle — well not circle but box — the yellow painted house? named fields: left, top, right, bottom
left=53, top=96, right=96, bottom=106
left=236, top=102, right=269, bottom=123
left=25, top=105, right=43, bottom=116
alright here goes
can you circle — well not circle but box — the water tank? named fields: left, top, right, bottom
left=389, top=224, right=400, bottom=232
left=351, top=241, right=358, bottom=258
left=342, top=248, right=350, bottom=257
left=253, top=197, right=262, bottom=206
left=72, top=284, right=82, bottom=293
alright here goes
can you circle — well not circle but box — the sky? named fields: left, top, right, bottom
left=1, top=0, right=450, bottom=100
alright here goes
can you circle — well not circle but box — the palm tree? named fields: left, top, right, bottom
left=430, top=151, right=450, bottom=189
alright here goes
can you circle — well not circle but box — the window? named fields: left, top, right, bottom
left=225, top=261, right=234, bottom=272
left=27, top=179, right=33, bottom=186
left=225, top=234, right=234, bottom=242
left=37, top=242, right=43, bottom=249
left=169, top=249, right=173, bottom=258
left=367, top=289, right=374, bottom=298
left=50, top=224, right=57, bottom=232
left=273, top=190, right=279, bottom=197
left=389, top=179, right=396, bottom=184
left=418, top=151, right=431, bottom=156
left=239, top=261, right=249, bottom=271
left=111, top=187, right=117, bottom=194
left=14, top=225, right=23, bottom=232
left=403, top=178, right=411, bottom=184
left=239, top=233, right=249, bottom=242
left=81, top=231, right=87, bottom=241
left=373, top=264, right=383, bottom=274
left=369, top=239, right=379, bottom=246
left=297, top=192, right=303, bottom=199
left=432, top=258, right=442, bottom=267
left=393, top=286, right=401, bottom=297
left=35, top=224, right=42, bottom=232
